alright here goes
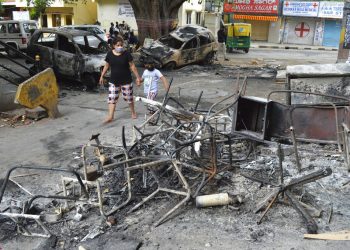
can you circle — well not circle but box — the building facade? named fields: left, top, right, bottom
left=1, top=0, right=97, bottom=27
left=282, top=1, right=343, bottom=47
left=178, top=0, right=205, bottom=26
left=223, top=0, right=281, bottom=42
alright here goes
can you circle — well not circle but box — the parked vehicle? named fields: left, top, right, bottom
left=59, top=25, right=108, bottom=48
left=225, top=23, right=251, bottom=53
left=139, top=25, right=218, bottom=69
left=0, top=20, right=38, bottom=57
left=26, top=28, right=110, bottom=89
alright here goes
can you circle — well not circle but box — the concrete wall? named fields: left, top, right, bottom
left=286, top=63, right=350, bottom=104
left=204, top=12, right=221, bottom=39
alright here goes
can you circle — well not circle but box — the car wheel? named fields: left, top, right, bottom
left=204, top=51, right=215, bottom=65
left=82, top=73, right=98, bottom=90
left=164, top=62, right=176, bottom=71
left=6, top=43, right=19, bottom=58
left=244, top=48, right=249, bottom=53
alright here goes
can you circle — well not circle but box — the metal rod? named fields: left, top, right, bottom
left=290, top=126, right=302, bottom=172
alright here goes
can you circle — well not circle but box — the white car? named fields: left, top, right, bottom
left=0, top=20, right=38, bottom=57
left=59, top=25, right=108, bottom=48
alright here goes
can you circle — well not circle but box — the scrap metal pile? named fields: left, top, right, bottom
left=1, top=77, right=350, bottom=239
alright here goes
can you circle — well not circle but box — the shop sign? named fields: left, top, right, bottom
left=318, top=2, right=343, bottom=19
left=283, top=1, right=319, bottom=17
left=224, top=0, right=279, bottom=14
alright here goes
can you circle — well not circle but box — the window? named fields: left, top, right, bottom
left=199, top=35, right=210, bottom=46
left=65, top=15, right=72, bottom=25
left=196, top=12, right=201, bottom=25
left=41, top=15, right=48, bottom=28
left=186, top=11, right=192, bottom=24
left=0, top=24, right=6, bottom=34
left=52, top=14, right=61, bottom=27
left=8, top=23, right=20, bottom=33
left=57, top=35, right=76, bottom=54
left=23, top=23, right=38, bottom=33
left=183, top=37, right=197, bottom=49
left=159, top=35, right=183, bottom=49
left=35, top=32, right=56, bottom=48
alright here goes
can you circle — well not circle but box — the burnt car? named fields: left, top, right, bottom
left=140, top=25, right=218, bottom=69
left=26, top=28, right=110, bottom=88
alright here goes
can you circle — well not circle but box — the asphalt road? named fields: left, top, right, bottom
left=220, top=47, right=337, bottom=67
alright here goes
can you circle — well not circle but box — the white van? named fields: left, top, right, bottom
left=0, top=20, right=38, bottom=57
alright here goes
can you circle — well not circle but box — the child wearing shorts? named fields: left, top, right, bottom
left=141, top=58, right=169, bottom=104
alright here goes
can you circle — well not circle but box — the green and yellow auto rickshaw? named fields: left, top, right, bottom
left=226, top=23, right=251, bottom=53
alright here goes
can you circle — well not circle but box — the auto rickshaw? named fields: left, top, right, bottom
left=225, top=23, right=251, bottom=53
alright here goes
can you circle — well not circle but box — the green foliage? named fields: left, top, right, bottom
left=27, top=0, right=54, bottom=19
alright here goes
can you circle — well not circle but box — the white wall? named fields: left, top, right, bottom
left=97, top=0, right=138, bottom=34
left=178, top=0, right=205, bottom=26
left=204, top=12, right=221, bottom=38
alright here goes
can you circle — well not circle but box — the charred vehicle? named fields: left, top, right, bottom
left=26, top=28, right=110, bottom=88
left=140, top=25, right=218, bottom=69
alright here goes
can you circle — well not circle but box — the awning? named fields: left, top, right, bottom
left=234, top=15, right=278, bottom=22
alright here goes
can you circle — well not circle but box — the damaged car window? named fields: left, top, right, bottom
left=35, top=32, right=56, bottom=48
left=183, top=37, right=198, bottom=50
left=73, top=35, right=109, bottom=54
left=57, top=35, right=76, bottom=54
left=159, top=35, right=183, bottom=49
left=199, top=35, right=210, bottom=46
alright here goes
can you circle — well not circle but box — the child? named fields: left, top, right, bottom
left=141, top=58, right=169, bottom=103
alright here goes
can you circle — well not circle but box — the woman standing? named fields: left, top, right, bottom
left=99, top=37, right=141, bottom=123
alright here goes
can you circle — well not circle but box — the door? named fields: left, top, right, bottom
left=0, top=23, right=7, bottom=49
left=245, top=20, right=269, bottom=41
left=180, top=37, right=199, bottom=66
left=322, top=20, right=342, bottom=47
left=32, top=32, right=57, bottom=69
left=6, top=22, right=21, bottom=48
left=285, top=18, right=316, bottom=45
left=54, top=35, right=79, bottom=77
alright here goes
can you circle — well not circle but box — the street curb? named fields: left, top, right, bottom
left=251, top=44, right=338, bottom=51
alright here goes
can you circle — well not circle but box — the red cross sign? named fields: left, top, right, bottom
left=295, top=22, right=310, bottom=37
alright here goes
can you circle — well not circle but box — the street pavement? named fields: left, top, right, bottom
left=251, top=41, right=338, bottom=51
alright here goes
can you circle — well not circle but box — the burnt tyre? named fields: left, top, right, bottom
left=82, top=73, right=98, bottom=90
left=203, top=51, right=215, bottom=65
left=164, top=61, right=176, bottom=71
left=244, top=48, right=249, bottom=53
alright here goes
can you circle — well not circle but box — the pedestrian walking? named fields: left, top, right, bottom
left=109, top=22, right=115, bottom=38
left=141, top=58, right=169, bottom=113
left=216, top=26, right=229, bottom=61
left=99, top=37, right=142, bottom=123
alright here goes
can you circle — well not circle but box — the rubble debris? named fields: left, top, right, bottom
left=2, top=74, right=350, bottom=243
left=195, top=193, right=242, bottom=208
left=304, top=230, right=350, bottom=240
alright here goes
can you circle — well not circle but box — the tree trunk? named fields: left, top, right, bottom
left=129, top=0, right=186, bottom=45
